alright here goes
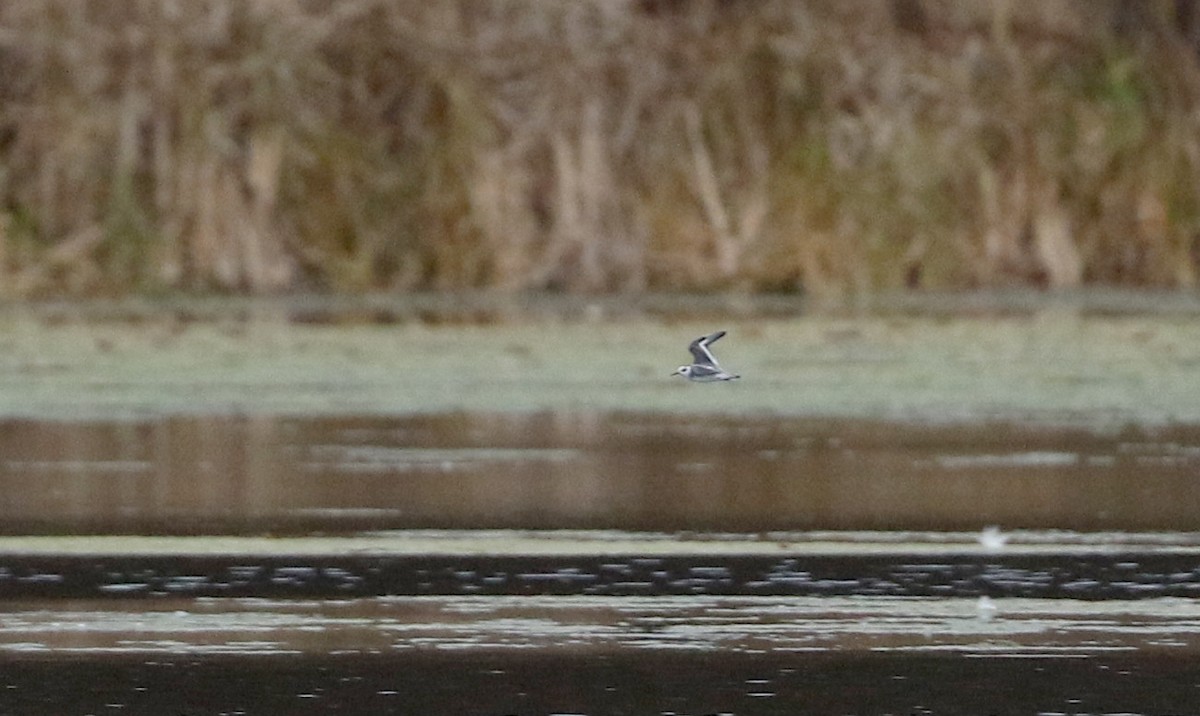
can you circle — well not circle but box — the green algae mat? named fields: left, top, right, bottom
left=1, top=302, right=1200, bottom=424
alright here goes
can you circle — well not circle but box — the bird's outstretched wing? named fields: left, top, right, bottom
left=687, top=330, right=726, bottom=367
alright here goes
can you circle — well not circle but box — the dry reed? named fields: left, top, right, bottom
left=0, top=0, right=1198, bottom=298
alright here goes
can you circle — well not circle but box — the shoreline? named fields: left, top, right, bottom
left=1, top=292, right=1199, bottom=424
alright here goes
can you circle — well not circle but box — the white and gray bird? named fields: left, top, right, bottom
left=671, top=330, right=741, bottom=382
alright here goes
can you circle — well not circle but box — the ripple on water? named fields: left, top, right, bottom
left=2, top=596, right=1200, bottom=659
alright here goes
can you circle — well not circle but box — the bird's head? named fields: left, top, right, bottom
left=670, top=365, right=691, bottom=378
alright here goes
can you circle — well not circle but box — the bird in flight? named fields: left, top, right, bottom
left=670, top=330, right=741, bottom=382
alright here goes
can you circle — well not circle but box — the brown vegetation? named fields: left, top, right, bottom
left=1, top=0, right=1199, bottom=298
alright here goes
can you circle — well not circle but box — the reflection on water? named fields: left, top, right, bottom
left=3, top=596, right=1200, bottom=715
left=2, top=412, right=1200, bottom=533
left=6, top=535, right=1200, bottom=599
left=7, top=649, right=1197, bottom=716
left=5, top=411, right=1200, bottom=713
left=4, top=595, right=1200, bottom=657
left=2, top=410, right=1200, bottom=532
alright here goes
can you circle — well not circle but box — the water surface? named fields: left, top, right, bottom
left=3, top=596, right=1200, bottom=715
left=2, top=412, right=1199, bottom=533
left=4, top=410, right=1200, bottom=713
left=5, top=594, right=1200, bottom=656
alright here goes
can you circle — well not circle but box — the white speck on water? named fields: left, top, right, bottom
left=978, top=526, right=1008, bottom=551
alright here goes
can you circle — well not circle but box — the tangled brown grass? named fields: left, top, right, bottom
left=1, top=0, right=1199, bottom=298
